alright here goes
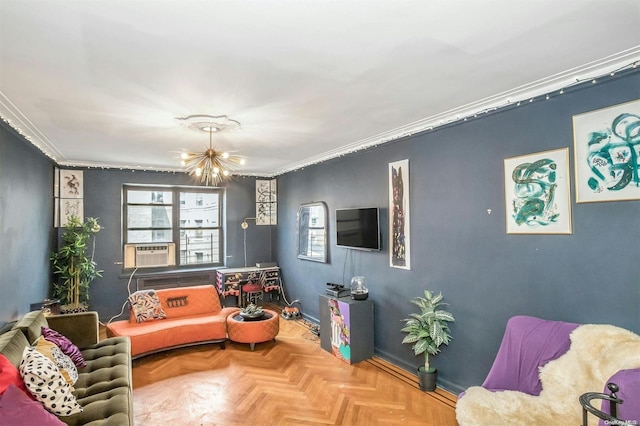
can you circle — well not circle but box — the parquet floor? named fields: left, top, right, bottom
left=130, top=305, right=458, bottom=426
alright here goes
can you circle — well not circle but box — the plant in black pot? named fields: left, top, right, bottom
left=51, top=216, right=103, bottom=313
left=401, top=290, right=455, bottom=391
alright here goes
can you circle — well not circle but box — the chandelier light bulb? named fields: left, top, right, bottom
left=222, top=152, right=229, bottom=159
left=180, top=160, right=186, bottom=166
left=195, top=167, right=202, bottom=176
left=240, top=158, right=246, bottom=165
left=223, top=170, right=230, bottom=176
left=213, top=167, right=220, bottom=174
left=181, top=152, right=189, bottom=159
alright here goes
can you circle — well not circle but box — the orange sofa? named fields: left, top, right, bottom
left=106, top=285, right=239, bottom=359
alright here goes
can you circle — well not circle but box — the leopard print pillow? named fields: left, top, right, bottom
left=19, top=347, right=82, bottom=416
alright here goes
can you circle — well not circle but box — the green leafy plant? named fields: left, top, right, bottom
left=401, top=290, right=455, bottom=372
left=51, top=216, right=103, bottom=310
left=241, top=303, right=263, bottom=315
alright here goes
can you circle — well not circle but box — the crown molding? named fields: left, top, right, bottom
left=2, top=48, right=639, bottom=177
left=272, top=48, right=640, bottom=176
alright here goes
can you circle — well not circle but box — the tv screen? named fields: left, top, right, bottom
left=336, top=207, right=381, bottom=251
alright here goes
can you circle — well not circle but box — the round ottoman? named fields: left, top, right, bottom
left=227, top=309, right=279, bottom=351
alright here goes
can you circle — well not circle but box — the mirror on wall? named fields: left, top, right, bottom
left=297, top=202, right=328, bottom=263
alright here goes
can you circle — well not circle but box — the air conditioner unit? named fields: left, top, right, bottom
left=123, top=243, right=175, bottom=268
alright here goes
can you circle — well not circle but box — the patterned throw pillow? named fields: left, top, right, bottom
left=33, top=337, right=78, bottom=386
left=129, top=290, right=167, bottom=323
left=19, top=347, right=82, bottom=417
left=41, top=327, right=86, bottom=368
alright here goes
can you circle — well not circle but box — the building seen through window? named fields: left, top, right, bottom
left=124, top=186, right=223, bottom=267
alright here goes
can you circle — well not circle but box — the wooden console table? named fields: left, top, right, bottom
left=216, top=266, right=281, bottom=306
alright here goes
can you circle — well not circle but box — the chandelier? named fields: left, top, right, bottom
left=177, top=114, right=245, bottom=186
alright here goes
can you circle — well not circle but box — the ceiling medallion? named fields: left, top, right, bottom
left=176, top=114, right=245, bottom=186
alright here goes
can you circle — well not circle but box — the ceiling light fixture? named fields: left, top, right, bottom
left=176, top=114, right=245, bottom=186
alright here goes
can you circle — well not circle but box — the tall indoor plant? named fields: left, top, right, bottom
left=51, top=216, right=103, bottom=313
left=401, top=290, right=455, bottom=391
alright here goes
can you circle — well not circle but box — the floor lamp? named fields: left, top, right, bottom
left=241, top=217, right=256, bottom=267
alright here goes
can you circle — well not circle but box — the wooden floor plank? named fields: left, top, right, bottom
left=130, top=305, right=458, bottom=425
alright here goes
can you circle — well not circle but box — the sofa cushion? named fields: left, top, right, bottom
left=156, top=285, right=223, bottom=319
left=109, top=312, right=229, bottom=357
left=33, top=337, right=78, bottom=386
left=0, top=329, right=30, bottom=368
left=42, top=327, right=86, bottom=368
left=0, top=384, right=65, bottom=425
left=19, top=347, right=82, bottom=416
left=72, top=337, right=131, bottom=399
left=62, top=387, right=132, bottom=426
left=45, top=312, right=100, bottom=350
left=0, top=354, right=30, bottom=397
left=12, top=310, right=48, bottom=344
left=129, top=290, right=166, bottom=323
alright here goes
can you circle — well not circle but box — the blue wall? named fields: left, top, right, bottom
left=81, top=169, right=275, bottom=320
left=276, top=71, right=640, bottom=394
left=0, top=123, right=55, bottom=325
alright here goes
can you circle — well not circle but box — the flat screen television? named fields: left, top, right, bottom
left=336, top=207, right=381, bottom=251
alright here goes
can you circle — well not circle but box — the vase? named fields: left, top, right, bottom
left=417, top=367, right=437, bottom=391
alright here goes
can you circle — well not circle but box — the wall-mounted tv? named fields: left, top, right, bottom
left=336, top=207, right=381, bottom=251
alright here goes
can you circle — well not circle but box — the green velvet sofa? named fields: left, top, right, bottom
left=0, top=311, right=132, bottom=425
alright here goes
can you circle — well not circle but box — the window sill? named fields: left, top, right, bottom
left=119, top=265, right=222, bottom=280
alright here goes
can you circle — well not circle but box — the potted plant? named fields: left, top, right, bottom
left=401, top=290, right=455, bottom=391
left=240, top=303, right=264, bottom=319
left=51, top=216, right=103, bottom=313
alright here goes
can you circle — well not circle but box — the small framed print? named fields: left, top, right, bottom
left=59, top=169, right=83, bottom=198
left=59, top=198, right=83, bottom=227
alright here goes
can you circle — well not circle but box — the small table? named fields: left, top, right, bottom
left=227, top=309, right=279, bottom=351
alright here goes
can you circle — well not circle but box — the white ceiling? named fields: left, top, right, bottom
left=1, top=0, right=639, bottom=177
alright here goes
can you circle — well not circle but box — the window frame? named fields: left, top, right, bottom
left=123, top=184, right=225, bottom=269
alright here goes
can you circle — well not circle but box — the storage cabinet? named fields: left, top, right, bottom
left=319, top=294, right=374, bottom=364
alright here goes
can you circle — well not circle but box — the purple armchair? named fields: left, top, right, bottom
left=456, top=316, right=640, bottom=425
left=479, top=316, right=579, bottom=395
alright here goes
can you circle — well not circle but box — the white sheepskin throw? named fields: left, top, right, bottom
left=456, top=324, right=640, bottom=426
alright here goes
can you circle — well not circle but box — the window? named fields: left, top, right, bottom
left=124, top=185, right=223, bottom=267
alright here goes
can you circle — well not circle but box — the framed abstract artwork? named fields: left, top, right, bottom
left=59, top=198, right=84, bottom=227
left=59, top=169, right=83, bottom=198
left=256, top=179, right=277, bottom=225
left=504, top=148, right=572, bottom=234
left=389, top=159, right=410, bottom=269
left=572, top=99, right=640, bottom=203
